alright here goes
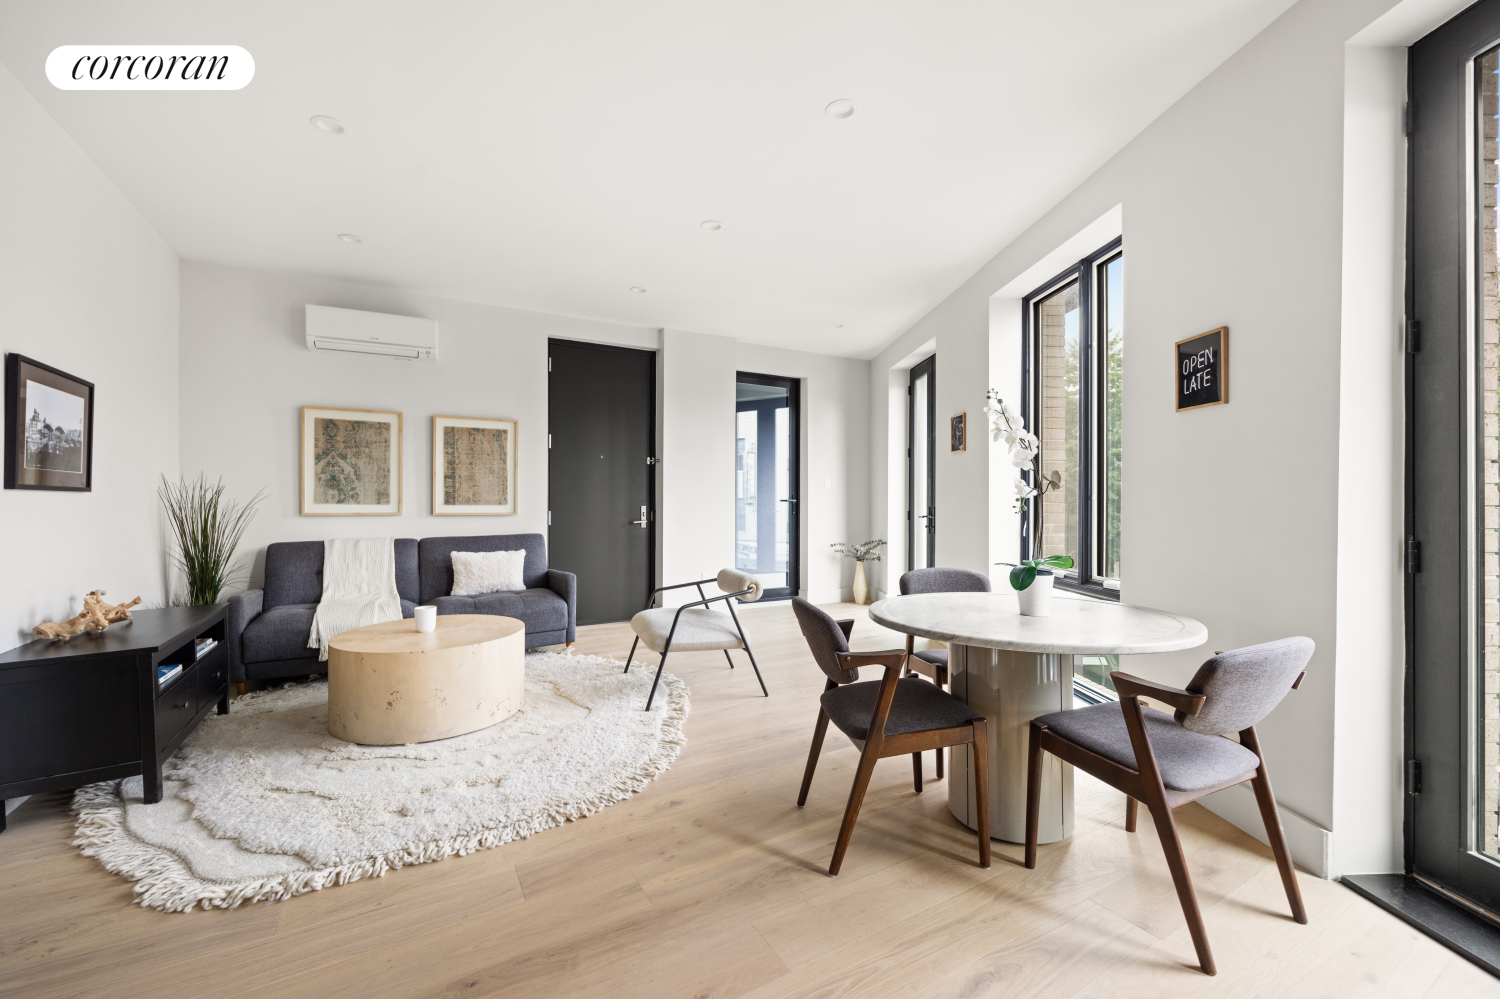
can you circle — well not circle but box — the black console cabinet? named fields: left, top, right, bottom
left=0, top=605, right=229, bottom=830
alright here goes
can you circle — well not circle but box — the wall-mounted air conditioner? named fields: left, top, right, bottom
left=305, top=304, right=438, bottom=362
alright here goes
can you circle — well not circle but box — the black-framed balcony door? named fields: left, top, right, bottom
left=1408, top=0, right=1500, bottom=915
left=908, top=355, right=936, bottom=570
left=735, top=372, right=800, bottom=601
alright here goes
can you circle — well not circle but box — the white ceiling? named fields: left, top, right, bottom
left=0, top=0, right=1296, bottom=359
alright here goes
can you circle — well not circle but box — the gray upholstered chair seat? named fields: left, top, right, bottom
left=432, top=589, right=568, bottom=632
left=822, top=676, right=984, bottom=742
left=241, top=604, right=318, bottom=663
left=1036, top=703, right=1260, bottom=793
left=912, top=649, right=947, bottom=669
left=630, top=607, right=745, bottom=653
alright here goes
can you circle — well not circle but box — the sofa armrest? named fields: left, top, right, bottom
left=227, top=589, right=264, bottom=683
left=547, top=570, right=577, bottom=643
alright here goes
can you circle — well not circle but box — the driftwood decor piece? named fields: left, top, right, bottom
left=32, top=590, right=141, bottom=641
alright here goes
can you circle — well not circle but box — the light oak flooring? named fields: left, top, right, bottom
left=1, top=601, right=1495, bottom=999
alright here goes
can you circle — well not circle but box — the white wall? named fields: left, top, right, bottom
left=736, top=342, right=870, bottom=602
left=0, top=60, right=179, bottom=651
left=659, top=328, right=737, bottom=604
left=864, top=0, right=1418, bottom=876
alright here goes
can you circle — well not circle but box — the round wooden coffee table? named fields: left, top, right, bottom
left=326, top=614, right=525, bottom=745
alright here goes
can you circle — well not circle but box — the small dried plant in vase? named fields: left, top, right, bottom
left=831, top=539, right=886, bottom=605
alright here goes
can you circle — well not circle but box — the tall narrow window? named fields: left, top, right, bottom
left=1022, top=238, right=1122, bottom=598
left=736, top=373, right=799, bottom=600
left=909, top=355, right=936, bottom=569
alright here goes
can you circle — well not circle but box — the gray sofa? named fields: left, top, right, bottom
left=228, top=533, right=577, bottom=684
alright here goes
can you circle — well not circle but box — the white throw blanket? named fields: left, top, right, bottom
left=307, top=537, right=403, bottom=661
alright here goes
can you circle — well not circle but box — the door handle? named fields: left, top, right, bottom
left=632, top=505, right=649, bottom=527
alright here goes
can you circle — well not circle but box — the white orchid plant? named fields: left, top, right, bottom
left=984, top=389, right=1061, bottom=513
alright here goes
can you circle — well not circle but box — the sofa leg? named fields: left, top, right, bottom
left=565, top=642, right=575, bottom=655
left=234, top=683, right=246, bottom=696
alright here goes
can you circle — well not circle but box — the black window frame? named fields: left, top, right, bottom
left=734, top=370, right=801, bottom=601
left=908, top=354, right=937, bottom=571
left=1019, top=236, right=1123, bottom=600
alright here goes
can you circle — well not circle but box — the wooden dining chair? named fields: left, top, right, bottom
left=791, top=597, right=991, bottom=876
left=896, top=567, right=991, bottom=782
left=1024, top=637, right=1315, bottom=976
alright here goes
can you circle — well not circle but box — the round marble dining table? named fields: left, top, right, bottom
left=867, top=590, right=1207, bottom=844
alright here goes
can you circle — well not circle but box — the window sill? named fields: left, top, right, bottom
left=1054, top=578, right=1121, bottom=602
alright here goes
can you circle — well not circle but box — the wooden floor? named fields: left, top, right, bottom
left=1, top=602, right=1494, bottom=999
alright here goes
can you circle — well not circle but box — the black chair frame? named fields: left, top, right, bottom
left=624, top=578, right=767, bottom=710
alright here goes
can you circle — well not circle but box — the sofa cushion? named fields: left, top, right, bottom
left=431, top=587, right=568, bottom=634
left=242, top=604, right=319, bottom=663
left=264, top=539, right=419, bottom=609
left=245, top=600, right=416, bottom=664
left=419, top=534, right=548, bottom=604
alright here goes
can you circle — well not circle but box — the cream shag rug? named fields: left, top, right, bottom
left=71, top=652, right=688, bottom=912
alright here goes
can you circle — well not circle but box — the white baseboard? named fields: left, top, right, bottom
left=805, top=588, right=854, bottom=604
left=1196, top=782, right=1331, bottom=879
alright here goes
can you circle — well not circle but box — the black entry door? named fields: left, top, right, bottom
left=1409, top=1, right=1500, bottom=913
left=548, top=339, right=655, bottom=625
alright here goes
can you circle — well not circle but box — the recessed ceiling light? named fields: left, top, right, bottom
left=629, top=286, right=646, bottom=294
left=310, top=115, right=346, bottom=135
left=700, top=220, right=722, bottom=231
left=337, top=233, right=363, bottom=244
left=824, top=99, right=855, bottom=120
left=831, top=323, right=844, bottom=328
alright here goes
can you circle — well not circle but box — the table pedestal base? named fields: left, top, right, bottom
left=946, top=644, right=1073, bottom=844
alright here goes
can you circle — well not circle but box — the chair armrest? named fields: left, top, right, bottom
left=833, top=650, right=909, bottom=672
left=1109, top=671, right=1205, bottom=717
left=546, top=570, right=576, bottom=643
left=226, top=589, right=264, bottom=684
left=644, top=578, right=720, bottom=607
left=834, top=619, right=855, bottom=643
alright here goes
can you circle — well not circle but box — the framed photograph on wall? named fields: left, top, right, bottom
left=950, top=413, right=966, bottom=452
left=301, top=406, right=402, bottom=515
left=4, top=354, right=94, bottom=491
left=433, top=415, right=518, bottom=515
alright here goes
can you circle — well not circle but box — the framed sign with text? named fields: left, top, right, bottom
left=1176, top=327, right=1227, bottom=412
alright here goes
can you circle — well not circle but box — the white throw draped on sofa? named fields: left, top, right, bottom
left=307, top=537, right=404, bottom=660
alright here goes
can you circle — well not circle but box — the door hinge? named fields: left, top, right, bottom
left=1406, top=320, right=1420, bottom=353
left=547, top=510, right=552, bottom=526
left=1404, top=101, right=1414, bottom=136
left=1406, top=537, right=1421, bottom=573
left=548, top=357, right=552, bottom=372
left=548, top=434, right=552, bottom=448
left=1406, top=758, right=1422, bottom=794
left=647, top=456, right=658, bottom=465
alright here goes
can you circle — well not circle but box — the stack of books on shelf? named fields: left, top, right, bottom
left=194, top=637, right=218, bottom=660
left=157, top=663, right=182, bottom=687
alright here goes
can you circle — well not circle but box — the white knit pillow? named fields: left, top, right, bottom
left=450, top=549, right=526, bottom=596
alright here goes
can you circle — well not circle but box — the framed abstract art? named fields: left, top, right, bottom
left=300, top=406, right=402, bottom=515
left=433, top=415, right=517, bottom=515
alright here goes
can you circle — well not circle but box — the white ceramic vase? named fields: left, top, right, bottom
left=852, top=561, right=868, bottom=605
left=1016, top=570, right=1054, bottom=617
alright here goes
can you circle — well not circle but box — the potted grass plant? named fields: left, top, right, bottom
left=997, top=555, right=1074, bottom=617
left=159, top=474, right=264, bottom=605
